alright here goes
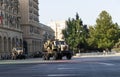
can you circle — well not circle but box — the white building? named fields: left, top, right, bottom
left=48, top=20, right=67, bottom=40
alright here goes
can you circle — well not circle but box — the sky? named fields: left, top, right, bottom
left=39, top=0, right=120, bottom=26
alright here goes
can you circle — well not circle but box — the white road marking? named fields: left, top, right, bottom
left=47, top=74, right=80, bottom=77
left=58, top=65, right=66, bottom=66
left=98, top=62, right=115, bottom=66
left=57, top=67, right=79, bottom=70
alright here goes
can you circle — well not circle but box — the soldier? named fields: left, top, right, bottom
left=43, top=42, right=48, bottom=52
left=52, top=41, right=57, bottom=52
left=47, top=40, right=52, bottom=48
left=44, top=40, right=52, bottom=52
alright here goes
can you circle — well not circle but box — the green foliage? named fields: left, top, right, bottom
left=114, top=36, right=120, bottom=48
left=88, top=10, right=120, bottom=50
left=62, top=13, right=88, bottom=52
left=63, top=11, right=120, bottom=52
left=87, top=26, right=97, bottom=48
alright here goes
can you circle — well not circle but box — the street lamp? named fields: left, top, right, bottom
left=77, top=30, right=82, bottom=55
left=55, top=23, right=58, bottom=40
left=72, top=38, right=75, bottom=55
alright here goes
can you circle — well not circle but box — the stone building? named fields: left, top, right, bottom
left=0, top=0, right=23, bottom=59
left=40, top=23, right=54, bottom=43
left=19, top=0, right=42, bottom=56
left=0, top=0, right=55, bottom=58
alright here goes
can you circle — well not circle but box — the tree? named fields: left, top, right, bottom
left=87, top=26, right=97, bottom=49
left=88, top=10, right=120, bottom=51
left=62, top=13, right=88, bottom=52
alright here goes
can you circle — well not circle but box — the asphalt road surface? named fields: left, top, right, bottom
left=0, top=56, right=120, bottom=77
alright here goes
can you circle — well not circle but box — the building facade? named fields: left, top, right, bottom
left=0, top=0, right=55, bottom=59
left=19, top=0, right=42, bottom=56
left=48, top=20, right=67, bottom=40
left=40, top=23, right=54, bottom=43
left=0, top=0, right=23, bottom=59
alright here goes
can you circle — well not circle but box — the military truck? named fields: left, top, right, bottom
left=11, top=47, right=26, bottom=59
left=43, top=40, right=72, bottom=60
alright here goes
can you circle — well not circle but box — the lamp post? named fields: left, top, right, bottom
left=77, top=30, right=82, bottom=55
left=55, top=23, right=58, bottom=40
left=72, top=38, right=75, bottom=55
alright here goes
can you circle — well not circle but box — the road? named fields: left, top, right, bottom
left=0, top=56, right=120, bottom=77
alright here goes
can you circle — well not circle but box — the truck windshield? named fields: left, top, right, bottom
left=59, top=41, right=65, bottom=45
left=16, top=47, right=22, bottom=50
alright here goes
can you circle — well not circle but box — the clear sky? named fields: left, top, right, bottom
left=39, top=0, right=120, bottom=25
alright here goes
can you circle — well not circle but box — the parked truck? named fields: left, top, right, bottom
left=43, top=40, right=72, bottom=60
left=11, top=47, right=26, bottom=59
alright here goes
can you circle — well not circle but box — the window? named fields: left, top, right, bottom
left=30, top=26, right=34, bottom=33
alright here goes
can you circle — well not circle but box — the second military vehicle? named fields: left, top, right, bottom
left=43, top=40, right=72, bottom=60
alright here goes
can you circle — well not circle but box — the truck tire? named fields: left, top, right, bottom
left=53, top=52, right=58, bottom=60
left=58, top=53, right=62, bottom=60
left=66, top=54, right=72, bottom=60
left=46, top=54, right=50, bottom=60
left=43, top=53, right=50, bottom=60
left=43, top=54, right=47, bottom=60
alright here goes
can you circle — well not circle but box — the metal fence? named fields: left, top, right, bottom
left=75, top=51, right=117, bottom=57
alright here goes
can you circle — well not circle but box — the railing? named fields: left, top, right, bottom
left=75, top=51, right=117, bottom=57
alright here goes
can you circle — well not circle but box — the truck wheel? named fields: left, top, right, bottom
left=58, top=54, right=62, bottom=60
left=43, top=55, right=46, bottom=60
left=46, top=54, right=50, bottom=60
left=66, top=54, right=72, bottom=60
left=53, top=52, right=58, bottom=60
left=43, top=53, right=47, bottom=60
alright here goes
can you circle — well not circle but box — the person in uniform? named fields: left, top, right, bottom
left=52, top=41, right=58, bottom=52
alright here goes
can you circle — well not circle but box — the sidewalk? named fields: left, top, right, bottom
left=73, top=53, right=120, bottom=58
